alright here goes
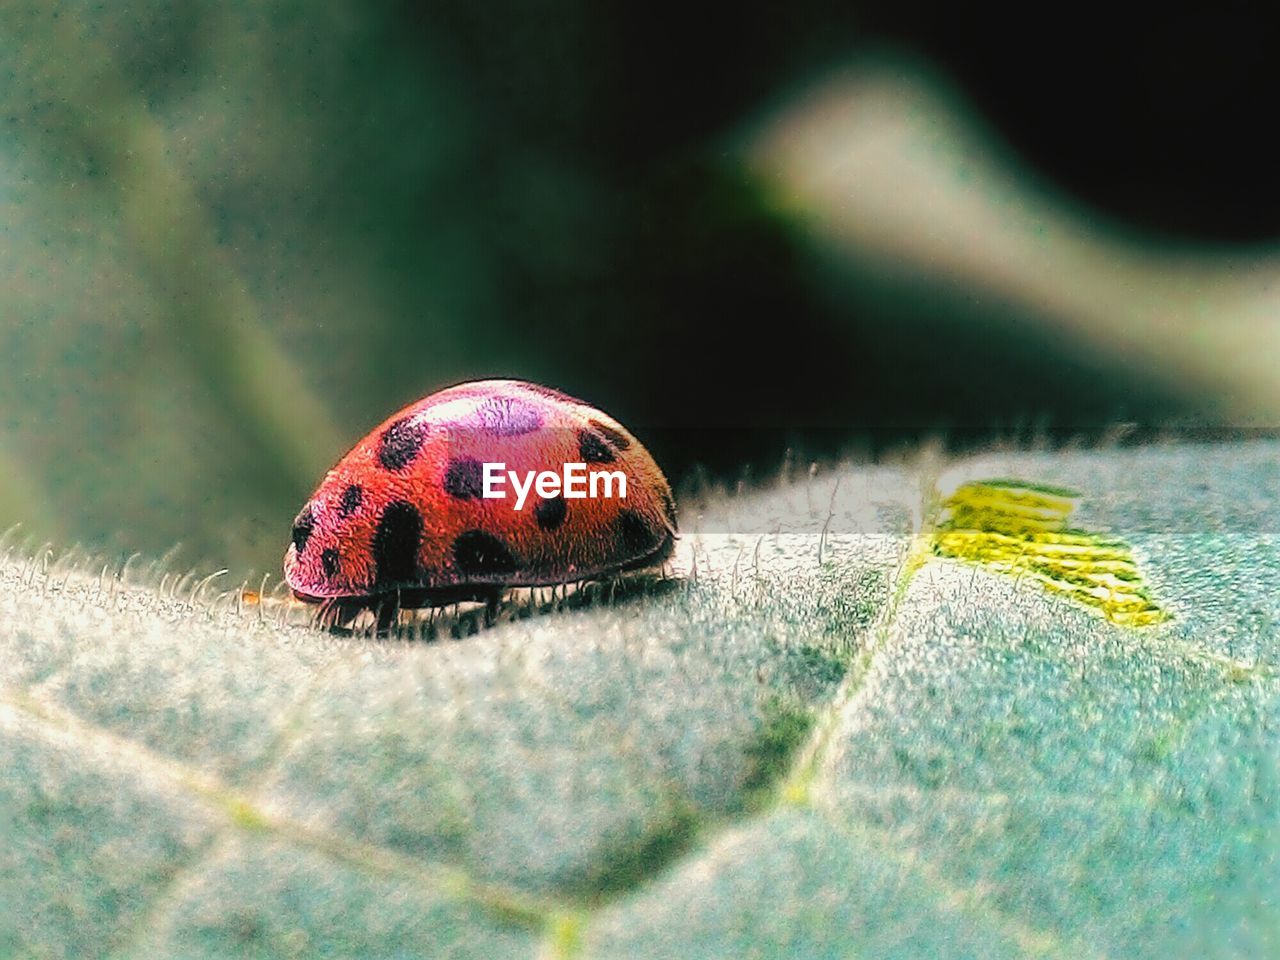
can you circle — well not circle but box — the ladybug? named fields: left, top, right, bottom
left=284, top=379, right=677, bottom=628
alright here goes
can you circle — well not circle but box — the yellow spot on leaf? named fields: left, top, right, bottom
left=544, top=912, right=585, bottom=959
left=224, top=795, right=271, bottom=831
left=934, top=481, right=1169, bottom=627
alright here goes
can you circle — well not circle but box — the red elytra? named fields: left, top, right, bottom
left=283, top=379, right=676, bottom=623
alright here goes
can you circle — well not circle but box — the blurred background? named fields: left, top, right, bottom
left=1, top=1, right=1278, bottom=575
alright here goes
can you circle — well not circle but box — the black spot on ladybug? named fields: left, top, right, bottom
left=338, top=484, right=364, bottom=519
left=453, top=530, right=519, bottom=578
left=660, top=490, right=678, bottom=530
left=291, top=506, right=315, bottom=554
left=373, top=500, right=423, bottom=587
left=321, top=548, right=340, bottom=578
left=590, top=419, right=631, bottom=451
left=616, top=509, right=656, bottom=556
left=475, top=396, right=543, bottom=436
left=535, top=495, right=567, bottom=531
left=444, top=457, right=485, bottom=499
left=378, top=417, right=429, bottom=471
left=578, top=428, right=615, bottom=464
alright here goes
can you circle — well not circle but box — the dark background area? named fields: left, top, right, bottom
left=870, top=2, right=1280, bottom=241
left=2, top=1, right=1276, bottom=571
left=395, top=0, right=1280, bottom=469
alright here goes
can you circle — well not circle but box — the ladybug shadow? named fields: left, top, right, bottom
left=316, top=569, right=683, bottom=641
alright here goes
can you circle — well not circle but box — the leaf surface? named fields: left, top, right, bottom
left=3, top=445, right=1278, bottom=957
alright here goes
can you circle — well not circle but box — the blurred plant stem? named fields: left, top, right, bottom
left=749, top=56, right=1280, bottom=428
left=8, top=3, right=342, bottom=497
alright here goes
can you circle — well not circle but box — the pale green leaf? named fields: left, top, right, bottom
left=3, top=445, right=1278, bottom=957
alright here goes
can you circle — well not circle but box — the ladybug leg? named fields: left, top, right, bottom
left=315, top=598, right=346, bottom=629
left=314, top=597, right=371, bottom=633
left=374, top=591, right=402, bottom=635
left=482, top=587, right=503, bottom=628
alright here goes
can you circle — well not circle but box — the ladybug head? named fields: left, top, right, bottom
left=283, top=489, right=376, bottom=600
